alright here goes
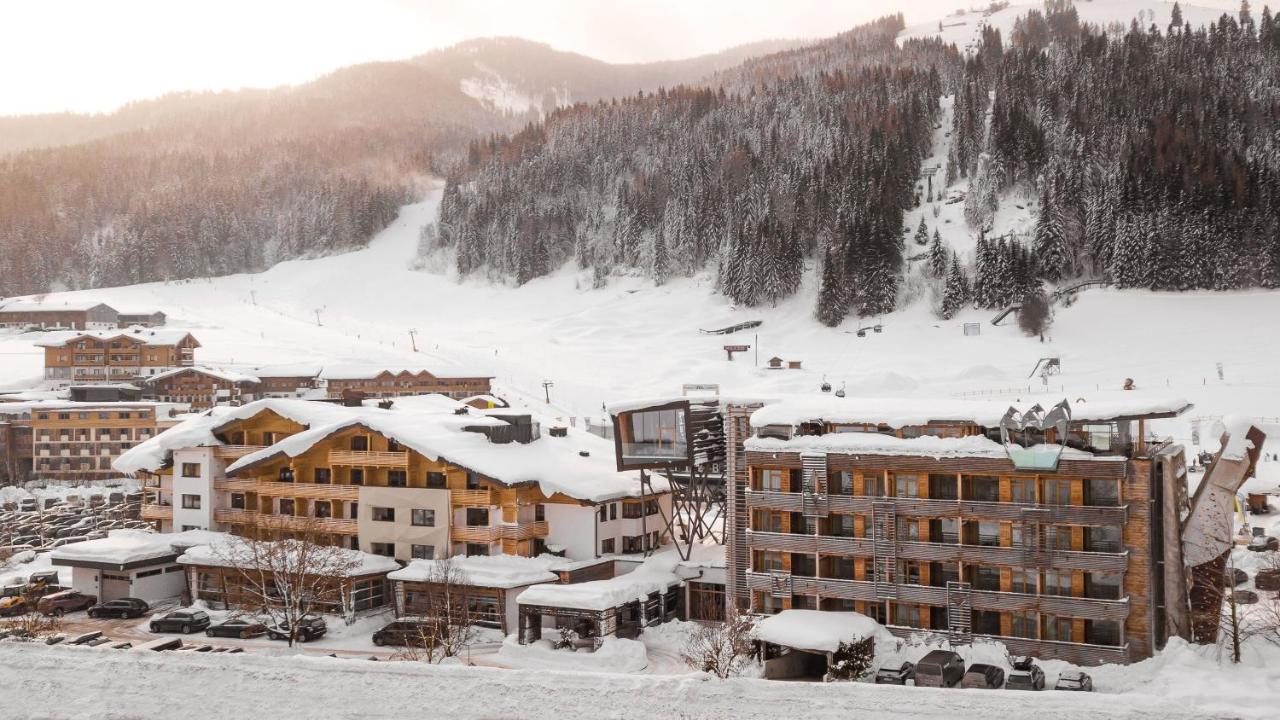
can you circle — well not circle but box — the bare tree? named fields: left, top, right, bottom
left=0, top=586, right=64, bottom=639
left=210, top=525, right=361, bottom=647
left=681, top=608, right=755, bottom=678
left=394, top=556, right=477, bottom=663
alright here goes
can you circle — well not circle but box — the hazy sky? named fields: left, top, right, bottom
left=1, top=0, right=972, bottom=116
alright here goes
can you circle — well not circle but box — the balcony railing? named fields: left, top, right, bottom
left=328, top=450, right=409, bottom=467
left=451, top=521, right=550, bottom=543
left=213, top=445, right=266, bottom=460
left=140, top=504, right=172, bottom=520
left=257, top=513, right=358, bottom=535
left=213, top=509, right=258, bottom=525
left=450, top=489, right=497, bottom=507
left=745, top=491, right=1127, bottom=526
left=251, top=481, right=360, bottom=500
left=213, top=478, right=258, bottom=493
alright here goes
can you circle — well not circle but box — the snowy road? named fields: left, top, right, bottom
left=0, top=643, right=1259, bottom=720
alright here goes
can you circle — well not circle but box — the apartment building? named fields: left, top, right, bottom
left=0, top=300, right=120, bottom=330
left=37, top=328, right=200, bottom=385
left=143, top=366, right=261, bottom=410
left=115, top=397, right=670, bottom=562
left=248, top=364, right=323, bottom=398
left=723, top=394, right=1207, bottom=666
left=0, top=400, right=172, bottom=483
left=319, top=365, right=493, bottom=401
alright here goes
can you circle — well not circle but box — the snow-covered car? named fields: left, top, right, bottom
left=0, top=594, right=29, bottom=617
left=267, top=616, right=327, bottom=642
left=1005, top=658, right=1045, bottom=691
left=873, top=661, right=915, bottom=685
left=1054, top=670, right=1094, bottom=692
left=149, top=609, right=211, bottom=634
left=1247, top=535, right=1279, bottom=552
left=206, top=618, right=268, bottom=639
left=961, top=664, right=1005, bottom=689
left=914, top=650, right=965, bottom=688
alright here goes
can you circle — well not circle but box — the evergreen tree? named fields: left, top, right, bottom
left=941, top=252, right=971, bottom=319
left=927, top=230, right=949, bottom=278
left=914, top=218, right=929, bottom=245
left=1033, top=184, right=1068, bottom=281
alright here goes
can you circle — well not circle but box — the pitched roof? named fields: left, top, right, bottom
left=32, top=327, right=199, bottom=348
left=145, top=366, right=260, bottom=385
left=0, top=299, right=116, bottom=313
left=318, top=363, right=493, bottom=380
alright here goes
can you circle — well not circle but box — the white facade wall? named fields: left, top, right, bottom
left=171, top=447, right=216, bottom=531
left=66, top=562, right=187, bottom=602
left=543, top=504, right=596, bottom=560
left=359, top=487, right=451, bottom=562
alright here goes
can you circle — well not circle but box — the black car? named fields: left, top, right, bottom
left=1054, top=670, right=1094, bottom=692
left=268, top=616, right=327, bottom=642
left=961, top=663, right=1006, bottom=689
left=206, top=618, right=269, bottom=639
left=1006, top=658, right=1046, bottom=691
left=372, top=620, right=436, bottom=647
left=88, top=597, right=150, bottom=619
left=914, top=650, right=966, bottom=688
left=873, top=661, right=915, bottom=685
left=149, top=609, right=212, bottom=634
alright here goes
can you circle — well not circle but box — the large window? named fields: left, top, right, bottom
left=181, top=494, right=201, bottom=509
left=370, top=542, right=395, bottom=557
left=1010, top=478, right=1035, bottom=504
left=466, top=508, right=489, bottom=527
left=601, top=538, right=615, bottom=555
left=894, top=473, right=920, bottom=498
left=1010, top=567, right=1036, bottom=594
left=181, top=462, right=201, bottom=478
left=963, top=475, right=1001, bottom=502
left=372, top=507, right=395, bottom=522
left=1043, top=479, right=1073, bottom=506
left=752, top=509, right=783, bottom=533
left=313, top=468, right=331, bottom=484
left=754, top=469, right=785, bottom=492
left=230, top=493, right=245, bottom=510
left=928, top=473, right=958, bottom=500
left=617, top=406, right=688, bottom=467
left=411, top=509, right=435, bottom=527
left=388, top=470, right=407, bottom=488
left=753, top=550, right=784, bottom=572
left=1043, top=569, right=1073, bottom=597
left=1085, top=479, right=1120, bottom=507
left=831, top=471, right=853, bottom=496
left=861, top=472, right=886, bottom=497
left=426, top=472, right=447, bottom=489
left=411, top=544, right=435, bottom=560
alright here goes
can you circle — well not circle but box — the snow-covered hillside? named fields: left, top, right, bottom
left=899, top=1, right=1240, bottom=51
left=1, top=182, right=1278, bottom=461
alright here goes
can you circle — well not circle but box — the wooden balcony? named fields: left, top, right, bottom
left=328, top=450, right=409, bottom=467
left=745, top=530, right=871, bottom=556
left=251, top=481, right=360, bottom=500
left=257, top=513, right=359, bottom=535
left=213, top=445, right=266, bottom=460
left=452, top=521, right=549, bottom=543
left=745, top=491, right=1127, bottom=526
left=213, top=478, right=258, bottom=493
left=140, top=504, right=172, bottom=520
left=450, top=489, right=497, bottom=507
left=213, top=509, right=258, bottom=525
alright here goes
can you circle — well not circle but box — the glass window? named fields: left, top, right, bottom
left=860, top=472, right=886, bottom=497
left=411, top=509, right=434, bottom=527
left=181, top=462, right=200, bottom=478
left=230, top=493, right=245, bottom=510
left=894, top=474, right=920, bottom=498
left=1043, top=615, right=1074, bottom=642
left=466, top=508, right=489, bottom=526
left=752, top=509, right=783, bottom=533
left=370, top=542, right=395, bottom=557
left=617, top=407, right=688, bottom=466
left=1044, top=479, right=1073, bottom=506
left=1085, top=479, right=1120, bottom=507
left=181, top=494, right=201, bottom=509
left=372, top=507, right=395, bottom=522
left=1010, top=478, right=1035, bottom=504
left=928, top=473, right=958, bottom=500
left=411, top=544, right=434, bottom=560
left=753, top=550, right=784, bottom=572
left=535, top=504, right=545, bottom=522
left=601, top=538, right=615, bottom=554
left=963, top=475, right=1001, bottom=502
left=1010, top=567, right=1036, bottom=594
left=426, top=472, right=447, bottom=489
left=314, top=468, right=331, bottom=484
left=1011, top=612, right=1038, bottom=639
left=388, top=470, right=407, bottom=488
left=350, top=468, right=364, bottom=486
left=1043, top=570, right=1072, bottom=597
left=754, top=469, right=785, bottom=492
left=831, top=471, right=853, bottom=496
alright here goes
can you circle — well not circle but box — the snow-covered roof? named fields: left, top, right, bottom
left=145, top=366, right=260, bottom=385
left=32, top=327, right=198, bottom=348
left=749, top=393, right=1192, bottom=429
left=318, top=363, right=492, bottom=380
left=516, top=549, right=696, bottom=611
left=388, top=554, right=564, bottom=588
left=605, top=395, right=724, bottom=415
left=754, top=610, right=892, bottom=653
left=177, top=536, right=401, bottom=576
left=0, top=399, right=167, bottom=418
left=745, top=433, right=1121, bottom=462
left=0, top=299, right=116, bottom=312
left=247, top=363, right=323, bottom=378
left=49, top=529, right=221, bottom=567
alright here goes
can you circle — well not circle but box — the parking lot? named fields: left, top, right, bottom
left=1, top=488, right=149, bottom=553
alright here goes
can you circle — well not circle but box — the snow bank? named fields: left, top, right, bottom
left=177, top=535, right=400, bottom=577
left=754, top=610, right=891, bottom=653
left=493, top=634, right=649, bottom=674
left=517, top=549, right=691, bottom=611
left=388, top=554, right=561, bottom=588
left=49, top=529, right=222, bottom=566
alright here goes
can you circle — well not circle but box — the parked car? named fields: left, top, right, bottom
left=206, top=618, right=268, bottom=639
left=267, top=616, right=327, bottom=642
left=1005, top=658, right=1045, bottom=690
left=1054, top=670, right=1094, bottom=691
left=88, top=598, right=150, bottom=619
left=0, top=594, right=29, bottom=617
left=149, top=609, right=212, bottom=634
left=914, top=650, right=966, bottom=688
left=37, top=590, right=96, bottom=616
left=873, top=660, right=915, bottom=685
left=961, top=663, right=1006, bottom=689
left=372, top=620, right=436, bottom=647
left=28, top=570, right=60, bottom=588
left=1247, top=535, right=1279, bottom=552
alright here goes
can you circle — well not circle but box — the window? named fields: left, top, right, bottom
left=1087, top=525, right=1123, bottom=553
left=1043, top=615, right=1074, bottom=642
left=1085, top=479, right=1120, bottom=507
left=465, top=473, right=481, bottom=490
left=426, top=471, right=447, bottom=489
left=535, top=504, right=545, bottom=522
left=314, top=502, right=332, bottom=519
left=181, top=462, right=201, bottom=478
left=351, top=436, right=369, bottom=451
left=1087, top=619, right=1121, bottom=646
left=181, top=494, right=201, bottom=509
left=313, top=468, right=331, bottom=484
left=609, top=503, right=617, bottom=521
left=370, top=542, right=395, bottom=557
left=230, top=493, right=245, bottom=510
left=371, top=507, right=395, bottom=522
left=598, top=505, right=608, bottom=522
left=894, top=473, right=920, bottom=498
left=1010, top=478, right=1035, bottom=504
left=1086, top=572, right=1123, bottom=600
left=1044, top=478, right=1073, bottom=506
left=1010, top=567, right=1036, bottom=594
left=388, top=470, right=407, bottom=488
left=411, top=544, right=435, bottom=560
left=279, top=499, right=295, bottom=516
left=466, top=508, right=489, bottom=526
left=622, top=535, right=644, bottom=554
left=928, top=473, right=958, bottom=500
left=972, top=565, right=1001, bottom=591
left=895, top=521, right=920, bottom=542
left=465, top=543, right=489, bottom=557
left=827, top=514, right=856, bottom=538
left=754, top=469, right=785, bottom=492
left=622, top=502, right=643, bottom=519
left=1043, top=525, right=1073, bottom=551
left=601, top=538, right=615, bottom=555
left=831, top=471, right=853, bottom=495
left=1043, top=569, right=1073, bottom=596
left=892, top=603, right=921, bottom=628
left=752, top=509, right=783, bottom=533
left=963, top=475, right=1000, bottom=502
left=1011, top=612, right=1038, bottom=639
left=180, top=525, right=200, bottom=533
left=897, top=560, right=923, bottom=585
left=350, top=468, right=364, bottom=486
left=753, top=550, right=784, bottom=572
left=411, top=509, right=435, bottom=527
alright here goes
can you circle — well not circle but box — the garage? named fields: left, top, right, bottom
left=50, top=529, right=220, bottom=604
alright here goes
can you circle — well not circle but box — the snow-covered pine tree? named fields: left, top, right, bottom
left=914, top=218, right=929, bottom=245
left=1033, top=183, right=1068, bottom=282
left=927, top=230, right=949, bottom=278
left=651, top=224, right=669, bottom=286
left=941, top=252, right=971, bottom=318
left=815, top=248, right=849, bottom=327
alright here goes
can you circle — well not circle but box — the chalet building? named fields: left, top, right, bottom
left=319, top=365, right=494, bottom=401
left=37, top=328, right=200, bottom=385
left=1, top=400, right=171, bottom=483
left=249, top=364, right=323, bottom=399
left=143, top=367, right=261, bottom=411
left=116, top=310, right=167, bottom=327
left=0, top=300, right=119, bottom=330
left=722, top=395, right=1205, bottom=666
left=69, top=384, right=143, bottom=402
left=114, top=397, right=671, bottom=561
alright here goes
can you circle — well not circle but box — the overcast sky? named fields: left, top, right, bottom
left=0, top=0, right=978, bottom=116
